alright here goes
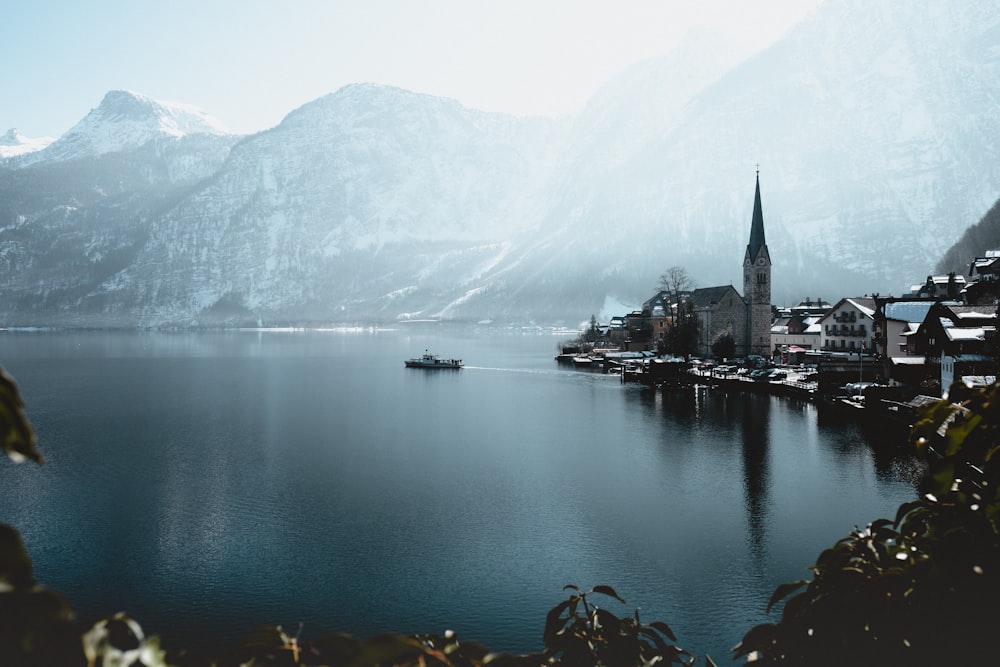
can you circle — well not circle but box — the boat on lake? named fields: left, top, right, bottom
left=405, top=351, right=463, bottom=369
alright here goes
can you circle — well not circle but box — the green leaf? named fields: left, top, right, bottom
left=311, top=631, right=363, bottom=660
left=0, top=367, right=40, bottom=464
left=349, top=634, right=429, bottom=666
left=637, top=626, right=673, bottom=655
left=647, top=620, right=677, bottom=642
left=543, top=599, right=571, bottom=645
left=239, top=624, right=290, bottom=650
left=590, top=584, right=627, bottom=605
left=733, top=623, right=778, bottom=658
left=894, top=500, right=925, bottom=527
left=0, top=523, right=34, bottom=589
left=765, top=580, right=808, bottom=613
left=594, top=607, right=621, bottom=634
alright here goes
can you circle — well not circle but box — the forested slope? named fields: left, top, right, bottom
left=937, top=196, right=1000, bottom=275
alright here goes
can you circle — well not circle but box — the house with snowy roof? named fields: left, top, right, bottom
left=817, top=297, right=876, bottom=353
left=902, top=302, right=998, bottom=396
left=771, top=310, right=822, bottom=360
left=964, top=250, right=1000, bottom=304
left=909, top=273, right=966, bottom=299
left=871, top=297, right=936, bottom=388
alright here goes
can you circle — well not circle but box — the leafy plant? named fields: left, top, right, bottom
left=0, top=366, right=41, bottom=464
left=542, top=585, right=695, bottom=667
left=734, top=381, right=1000, bottom=665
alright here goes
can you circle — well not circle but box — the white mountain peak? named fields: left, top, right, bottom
left=95, top=90, right=231, bottom=137
left=0, top=127, right=55, bottom=158
left=17, top=90, right=233, bottom=166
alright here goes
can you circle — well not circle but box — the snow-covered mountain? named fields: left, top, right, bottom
left=0, top=129, right=54, bottom=158
left=0, top=0, right=997, bottom=327
left=104, top=85, right=565, bottom=325
left=14, top=90, right=232, bottom=167
left=490, top=0, right=1000, bottom=317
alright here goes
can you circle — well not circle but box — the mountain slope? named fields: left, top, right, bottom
left=14, top=90, right=232, bottom=168
left=481, top=0, right=1000, bottom=317
left=937, top=197, right=1000, bottom=275
left=0, top=0, right=997, bottom=327
left=92, top=85, right=565, bottom=325
left=0, top=129, right=53, bottom=158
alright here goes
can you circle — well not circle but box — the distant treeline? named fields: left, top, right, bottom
left=937, top=195, right=1000, bottom=276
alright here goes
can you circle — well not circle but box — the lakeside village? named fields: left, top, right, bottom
left=558, top=174, right=1000, bottom=428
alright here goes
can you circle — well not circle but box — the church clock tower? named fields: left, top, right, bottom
left=743, top=170, right=772, bottom=358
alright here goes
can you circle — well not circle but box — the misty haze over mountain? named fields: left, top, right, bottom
left=1, top=0, right=997, bottom=327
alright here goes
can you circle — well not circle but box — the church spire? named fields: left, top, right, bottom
left=747, top=169, right=766, bottom=263
left=743, top=168, right=772, bottom=358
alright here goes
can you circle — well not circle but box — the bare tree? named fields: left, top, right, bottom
left=656, top=266, right=695, bottom=302
left=655, top=267, right=698, bottom=357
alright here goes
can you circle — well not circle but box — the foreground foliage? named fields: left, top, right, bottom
left=4, top=362, right=1000, bottom=665
left=735, top=381, right=1000, bottom=665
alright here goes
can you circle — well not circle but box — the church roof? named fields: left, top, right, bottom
left=746, top=172, right=767, bottom=262
left=689, top=285, right=744, bottom=307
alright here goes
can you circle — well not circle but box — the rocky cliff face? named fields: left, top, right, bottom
left=1, top=0, right=997, bottom=327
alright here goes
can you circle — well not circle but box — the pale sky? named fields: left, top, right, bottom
left=3, top=0, right=823, bottom=139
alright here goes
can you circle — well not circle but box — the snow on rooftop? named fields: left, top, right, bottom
left=945, top=328, right=986, bottom=341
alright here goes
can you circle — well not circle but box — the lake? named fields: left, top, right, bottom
left=0, top=327, right=923, bottom=661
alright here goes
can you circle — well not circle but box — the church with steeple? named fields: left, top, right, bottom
left=743, top=170, right=772, bottom=357
left=685, top=171, right=773, bottom=358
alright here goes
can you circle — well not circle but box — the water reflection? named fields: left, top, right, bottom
left=739, top=394, right=771, bottom=571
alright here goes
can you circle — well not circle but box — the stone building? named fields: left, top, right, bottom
left=689, top=285, right=747, bottom=357
left=743, top=171, right=772, bottom=357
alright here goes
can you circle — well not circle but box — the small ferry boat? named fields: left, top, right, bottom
left=404, top=351, right=463, bottom=369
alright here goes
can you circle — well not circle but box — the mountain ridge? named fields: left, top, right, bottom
left=11, top=90, right=232, bottom=168
left=1, top=0, right=997, bottom=327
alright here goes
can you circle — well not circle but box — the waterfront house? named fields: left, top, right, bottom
left=871, top=297, right=936, bottom=387
left=874, top=299, right=935, bottom=357
left=907, top=302, right=996, bottom=356
left=817, top=297, right=875, bottom=353
left=904, top=302, right=998, bottom=394
left=940, top=322, right=996, bottom=396
left=643, top=290, right=675, bottom=350
left=964, top=250, right=1000, bottom=304
left=606, top=316, right=627, bottom=345
left=909, top=273, right=966, bottom=299
left=771, top=297, right=829, bottom=359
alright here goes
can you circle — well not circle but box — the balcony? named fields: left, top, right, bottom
left=824, top=325, right=867, bottom=337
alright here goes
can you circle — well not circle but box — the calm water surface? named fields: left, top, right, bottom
left=0, top=328, right=922, bottom=660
